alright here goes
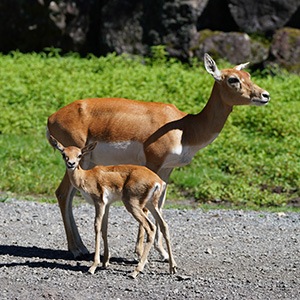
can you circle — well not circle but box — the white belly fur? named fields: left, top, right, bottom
left=80, top=187, right=121, bottom=206
left=86, top=133, right=218, bottom=170
left=162, top=133, right=219, bottom=168
left=89, top=141, right=146, bottom=166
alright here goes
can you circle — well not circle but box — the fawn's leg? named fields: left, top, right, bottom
left=135, top=168, right=172, bottom=261
left=148, top=205, right=177, bottom=275
left=88, top=201, right=106, bottom=274
left=124, top=202, right=156, bottom=279
left=135, top=207, right=147, bottom=258
left=153, top=186, right=169, bottom=261
left=154, top=168, right=173, bottom=261
left=101, top=204, right=111, bottom=267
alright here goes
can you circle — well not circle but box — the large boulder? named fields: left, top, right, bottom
left=286, top=5, right=300, bottom=29
left=197, top=0, right=239, bottom=32
left=99, top=0, right=146, bottom=55
left=190, top=29, right=269, bottom=64
left=47, top=0, right=92, bottom=53
left=267, top=27, right=300, bottom=74
left=143, top=0, right=209, bottom=60
left=0, top=0, right=52, bottom=53
left=0, top=0, right=94, bottom=54
left=228, top=0, right=300, bottom=34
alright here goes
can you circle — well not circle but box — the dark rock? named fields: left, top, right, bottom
left=197, top=0, right=239, bottom=32
left=228, top=0, right=300, bottom=34
left=144, top=0, right=209, bottom=60
left=0, top=0, right=94, bottom=54
left=286, top=5, right=300, bottom=29
left=190, top=29, right=269, bottom=64
left=99, top=0, right=147, bottom=56
left=48, top=0, right=92, bottom=53
left=0, top=0, right=299, bottom=73
left=0, top=0, right=54, bottom=53
left=267, top=27, right=300, bottom=74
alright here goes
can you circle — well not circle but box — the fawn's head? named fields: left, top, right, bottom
left=49, top=135, right=97, bottom=170
left=204, top=53, right=270, bottom=107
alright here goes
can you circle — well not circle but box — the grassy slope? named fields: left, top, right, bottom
left=0, top=51, right=299, bottom=209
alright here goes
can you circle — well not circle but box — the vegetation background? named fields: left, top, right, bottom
left=0, top=48, right=299, bottom=210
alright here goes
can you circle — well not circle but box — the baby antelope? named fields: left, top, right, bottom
left=49, top=135, right=177, bottom=278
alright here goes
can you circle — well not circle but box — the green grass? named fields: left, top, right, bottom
left=1, top=49, right=300, bottom=209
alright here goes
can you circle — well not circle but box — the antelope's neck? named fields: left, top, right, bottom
left=192, top=83, right=232, bottom=144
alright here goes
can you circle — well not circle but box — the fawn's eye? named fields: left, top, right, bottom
left=228, top=77, right=240, bottom=84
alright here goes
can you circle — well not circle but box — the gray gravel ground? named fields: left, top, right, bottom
left=0, top=198, right=300, bottom=300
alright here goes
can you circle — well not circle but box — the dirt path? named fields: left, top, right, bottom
left=1, top=199, right=300, bottom=300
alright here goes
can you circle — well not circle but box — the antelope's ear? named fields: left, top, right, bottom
left=204, top=53, right=222, bottom=82
left=49, top=135, right=65, bottom=153
left=234, top=62, right=250, bottom=71
left=82, top=141, right=97, bottom=155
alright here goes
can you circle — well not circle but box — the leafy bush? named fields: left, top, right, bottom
left=1, top=50, right=299, bottom=208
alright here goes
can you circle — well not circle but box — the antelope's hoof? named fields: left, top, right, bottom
left=102, top=261, right=110, bottom=268
left=72, top=248, right=90, bottom=260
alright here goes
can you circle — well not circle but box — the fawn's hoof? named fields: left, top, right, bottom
left=88, top=265, right=97, bottom=274
left=170, top=265, right=177, bottom=274
left=129, top=270, right=139, bottom=279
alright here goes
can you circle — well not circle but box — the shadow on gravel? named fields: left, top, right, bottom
left=0, top=245, right=139, bottom=273
left=0, top=245, right=73, bottom=260
left=0, top=260, right=88, bottom=272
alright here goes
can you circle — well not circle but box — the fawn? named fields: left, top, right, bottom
left=49, top=135, right=177, bottom=278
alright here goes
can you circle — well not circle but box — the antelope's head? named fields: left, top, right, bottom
left=204, top=53, right=270, bottom=107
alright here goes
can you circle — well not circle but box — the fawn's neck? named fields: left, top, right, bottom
left=67, top=166, right=87, bottom=191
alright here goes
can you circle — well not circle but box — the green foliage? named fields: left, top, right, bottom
left=0, top=50, right=299, bottom=208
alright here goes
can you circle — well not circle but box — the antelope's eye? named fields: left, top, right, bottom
left=78, top=154, right=82, bottom=159
left=228, top=77, right=240, bottom=84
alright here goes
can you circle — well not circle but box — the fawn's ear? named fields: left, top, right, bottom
left=204, top=53, right=222, bottom=82
left=82, top=141, right=97, bottom=155
left=49, top=135, right=65, bottom=153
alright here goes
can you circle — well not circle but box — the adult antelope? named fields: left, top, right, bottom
left=48, top=135, right=177, bottom=278
left=47, top=54, right=270, bottom=260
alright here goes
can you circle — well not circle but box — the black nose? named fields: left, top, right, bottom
left=67, top=162, right=75, bottom=168
left=262, top=92, right=270, bottom=100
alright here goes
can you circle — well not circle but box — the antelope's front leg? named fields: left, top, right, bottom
left=56, top=172, right=89, bottom=259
